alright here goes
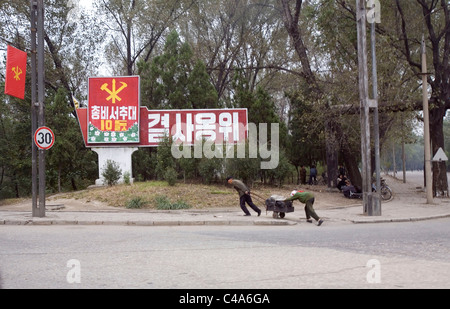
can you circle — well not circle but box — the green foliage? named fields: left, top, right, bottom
left=3, top=0, right=446, bottom=197
left=188, top=61, right=218, bottom=109
left=0, top=86, right=98, bottom=198
left=126, top=197, right=147, bottom=209
left=102, top=160, right=122, bottom=187
left=196, top=141, right=223, bottom=185
left=155, top=135, right=176, bottom=180
left=286, top=90, right=326, bottom=168
left=0, top=90, right=32, bottom=198
left=138, top=30, right=219, bottom=110
left=132, top=148, right=157, bottom=181
left=46, top=88, right=98, bottom=192
left=164, top=167, right=178, bottom=186
left=123, top=171, right=131, bottom=185
left=198, top=158, right=220, bottom=185
left=265, top=150, right=294, bottom=187
left=225, top=142, right=260, bottom=187
left=178, top=148, right=198, bottom=182
left=154, top=195, right=192, bottom=210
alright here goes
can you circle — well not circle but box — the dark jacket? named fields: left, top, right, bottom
left=230, top=179, right=249, bottom=197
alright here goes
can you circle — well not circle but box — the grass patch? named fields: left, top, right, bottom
left=210, top=190, right=232, bottom=195
left=140, top=181, right=168, bottom=187
left=154, top=195, right=192, bottom=210
left=126, top=197, right=147, bottom=209
left=0, top=198, right=28, bottom=206
left=49, top=181, right=286, bottom=210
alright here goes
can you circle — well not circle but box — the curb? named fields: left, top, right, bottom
left=2, top=210, right=450, bottom=227
left=0, top=218, right=296, bottom=227
left=351, top=213, right=450, bottom=224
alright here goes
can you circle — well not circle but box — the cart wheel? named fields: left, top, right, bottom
left=272, top=212, right=279, bottom=218
left=279, top=212, right=286, bottom=219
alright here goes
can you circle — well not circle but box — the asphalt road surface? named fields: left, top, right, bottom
left=1, top=218, right=449, bottom=289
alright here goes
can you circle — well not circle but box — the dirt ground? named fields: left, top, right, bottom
left=0, top=181, right=359, bottom=213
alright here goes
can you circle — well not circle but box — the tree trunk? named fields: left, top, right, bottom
left=278, top=0, right=358, bottom=186
left=325, top=119, right=339, bottom=189
left=430, top=105, right=449, bottom=196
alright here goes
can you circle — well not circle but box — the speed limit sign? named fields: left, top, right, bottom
left=34, top=127, right=55, bottom=150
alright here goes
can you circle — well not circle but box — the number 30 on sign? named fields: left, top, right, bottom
left=34, top=127, right=55, bottom=150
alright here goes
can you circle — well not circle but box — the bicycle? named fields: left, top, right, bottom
left=372, top=178, right=393, bottom=201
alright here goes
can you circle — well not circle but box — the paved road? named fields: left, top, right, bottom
left=389, top=170, right=450, bottom=187
left=1, top=218, right=449, bottom=289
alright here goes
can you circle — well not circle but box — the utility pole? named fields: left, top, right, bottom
left=370, top=4, right=381, bottom=216
left=30, top=0, right=46, bottom=217
left=356, top=0, right=373, bottom=215
left=422, top=35, right=434, bottom=204
left=30, top=0, right=38, bottom=217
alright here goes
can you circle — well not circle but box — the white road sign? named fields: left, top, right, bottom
left=34, top=127, right=55, bottom=150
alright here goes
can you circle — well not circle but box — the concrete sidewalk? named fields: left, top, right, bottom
left=1, top=175, right=450, bottom=227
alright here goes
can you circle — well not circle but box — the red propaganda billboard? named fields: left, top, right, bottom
left=142, top=109, right=248, bottom=146
left=76, top=107, right=248, bottom=148
left=88, top=76, right=140, bottom=144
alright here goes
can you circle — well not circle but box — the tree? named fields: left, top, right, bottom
left=277, top=0, right=353, bottom=186
left=1, top=1, right=102, bottom=110
left=0, top=93, right=32, bottom=198
left=138, top=30, right=218, bottom=109
left=0, top=1, right=101, bottom=196
left=46, top=89, right=98, bottom=192
left=333, top=0, right=450, bottom=194
left=97, top=0, right=195, bottom=76
left=182, top=0, right=290, bottom=104
left=286, top=89, right=326, bottom=180
left=387, top=0, right=450, bottom=194
left=155, top=135, right=176, bottom=180
left=188, top=61, right=218, bottom=109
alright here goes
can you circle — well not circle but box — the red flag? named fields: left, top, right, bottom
left=4, top=45, right=27, bottom=100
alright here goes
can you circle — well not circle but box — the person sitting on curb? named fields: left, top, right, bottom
left=284, top=189, right=324, bottom=226
left=227, top=177, right=261, bottom=217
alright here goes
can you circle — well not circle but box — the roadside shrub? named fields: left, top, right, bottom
left=154, top=195, right=192, bottom=210
left=126, top=197, right=147, bottom=209
left=102, top=160, right=122, bottom=186
left=123, top=171, right=131, bottom=185
left=164, top=167, right=177, bottom=186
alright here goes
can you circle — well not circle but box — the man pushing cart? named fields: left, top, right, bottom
left=285, top=190, right=324, bottom=226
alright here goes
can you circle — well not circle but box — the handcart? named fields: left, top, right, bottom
left=265, top=195, right=295, bottom=219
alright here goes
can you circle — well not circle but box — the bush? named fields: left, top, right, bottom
left=164, top=167, right=177, bottom=186
left=126, top=197, right=147, bottom=209
left=154, top=195, right=192, bottom=210
left=102, top=160, right=122, bottom=186
left=123, top=171, right=131, bottom=185
left=155, top=135, right=175, bottom=180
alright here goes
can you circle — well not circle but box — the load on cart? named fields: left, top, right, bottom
left=265, top=195, right=295, bottom=219
left=251, top=192, right=294, bottom=219
left=253, top=190, right=324, bottom=226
